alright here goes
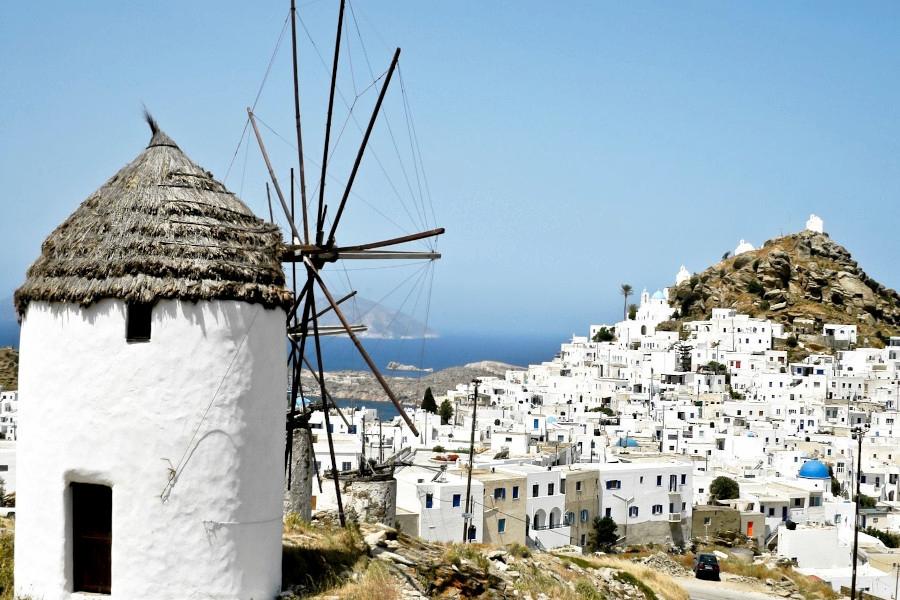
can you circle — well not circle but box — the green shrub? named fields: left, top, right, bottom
left=865, top=527, right=900, bottom=548
left=592, top=327, right=615, bottom=343
left=614, top=571, right=658, bottom=600
left=857, top=494, right=877, bottom=509
left=733, top=255, right=752, bottom=270
left=575, top=577, right=605, bottom=600
left=746, top=279, right=765, bottom=296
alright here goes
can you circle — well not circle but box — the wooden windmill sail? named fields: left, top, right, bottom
left=248, top=0, right=444, bottom=526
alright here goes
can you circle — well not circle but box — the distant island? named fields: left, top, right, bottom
left=386, top=361, right=433, bottom=373
left=298, top=360, right=518, bottom=404
left=316, top=294, right=437, bottom=340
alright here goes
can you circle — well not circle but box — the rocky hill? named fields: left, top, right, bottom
left=282, top=518, right=692, bottom=600
left=0, top=348, right=16, bottom=391
left=669, top=230, right=900, bottom=347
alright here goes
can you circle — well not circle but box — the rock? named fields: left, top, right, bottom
left=635, top=552, right=693, bottom=577
left=364, top=530, right=388, bottom=548
left=485, top=549, right=508, bottom=562
left=373, top=548, right=416, bottom=566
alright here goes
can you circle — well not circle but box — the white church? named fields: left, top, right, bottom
left=13, top=118, right=293, bottom=598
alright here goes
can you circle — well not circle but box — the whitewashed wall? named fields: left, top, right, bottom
left=15, top=299, right=286, bottom=599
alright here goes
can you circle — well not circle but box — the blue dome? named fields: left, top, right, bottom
left=617, top=437, right=639, bottom=448
left=652, top=290, right=665, bottom=300
left=798, top=459, right=830, bottom=479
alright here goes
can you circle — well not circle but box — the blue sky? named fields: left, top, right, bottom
left=2, top=1, right=899, bottom=337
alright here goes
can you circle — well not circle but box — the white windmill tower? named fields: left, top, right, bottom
left=13, top=116, right=292, bottom=599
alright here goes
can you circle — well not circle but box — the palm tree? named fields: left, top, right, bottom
left=620, top=283, right=633, bottom=320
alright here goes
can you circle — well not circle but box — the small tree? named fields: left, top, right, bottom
left=706, top=361, right=728, bottom=375
left=592, top=327, right=615, bottom=343
left=709, top=476, right=740, bottom=502
left=587, top=516, right=619, bottom=552
left=829, top=465, right=842, bottom=497
left=439, top=399, right=454, bottom=425
left=627, top=303, right=638, bottom=320
left=422, top=387, right=438, bottom=414
left=857, top=493, right=877, bottom=509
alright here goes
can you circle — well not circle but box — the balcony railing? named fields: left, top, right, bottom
left=533, top=517, right=573, bottom=530
left=667, top=512, right=683, bottom=523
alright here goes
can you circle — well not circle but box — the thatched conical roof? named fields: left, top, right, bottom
left=14, top=115, right=293, bottom=316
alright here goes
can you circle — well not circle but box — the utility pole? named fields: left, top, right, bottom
left=893, top=562, right=899, bottom=600
left=379, top=419, right=384, bottom=463
left=360, top=413, right=366, bottom=471
left=851, top=423, right=869, bottom=600
left=462, top=379, right=480, bottom=543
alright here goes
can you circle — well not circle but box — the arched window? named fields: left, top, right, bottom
left=581, top=509, right=589, bottom=523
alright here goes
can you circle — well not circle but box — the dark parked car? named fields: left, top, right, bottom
left=693, top=553, right=720, bottom=581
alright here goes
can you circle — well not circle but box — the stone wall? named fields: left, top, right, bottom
left=284, top=427, right=314, bottom=520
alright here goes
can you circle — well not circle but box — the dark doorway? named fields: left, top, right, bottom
left=72, top=482, right=112, bottom=594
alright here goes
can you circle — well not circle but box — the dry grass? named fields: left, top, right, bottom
left=0, top=529, right=11, bottom=600
left=722, top=560, right=837, bottom=600
left=545, top=553, right=688, bottom=600
left=675, top=551, right=838, bottom=600
left=591, top=557, right=689, bottom=600
left=513, top=562, right=579, bottom=600
left=441, top=542, right=491, bottom=572
left=282, top=517, right=368, bottom=596
left=0, top=349, right=16, bottom=392
left=323, top=560, right=402, bottom=600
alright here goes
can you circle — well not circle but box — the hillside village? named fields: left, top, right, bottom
left=275, top=216, right=900, bottom=597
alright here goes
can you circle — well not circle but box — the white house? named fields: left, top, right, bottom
left=597, top=459, right=693, bottom=546
left=395, top=464, right=485, bottom=543
left=14, top=119, right=291, bottom=599
left=504, top=464, right=570, bottom=550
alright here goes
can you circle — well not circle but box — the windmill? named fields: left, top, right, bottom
left=246, top=0, right=444, bottom=527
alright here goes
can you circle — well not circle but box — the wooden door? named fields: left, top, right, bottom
left=72, top=483, right=112, bottom=594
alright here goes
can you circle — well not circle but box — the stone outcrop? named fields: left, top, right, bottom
left=281, top=520, right=692, bottom=599
left=670, top=230, right=900, bottom=346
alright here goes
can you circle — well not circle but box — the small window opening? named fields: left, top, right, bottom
left=126, top=302, right=152, bottom=342
left=72, top=482, right=112, bottom=594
